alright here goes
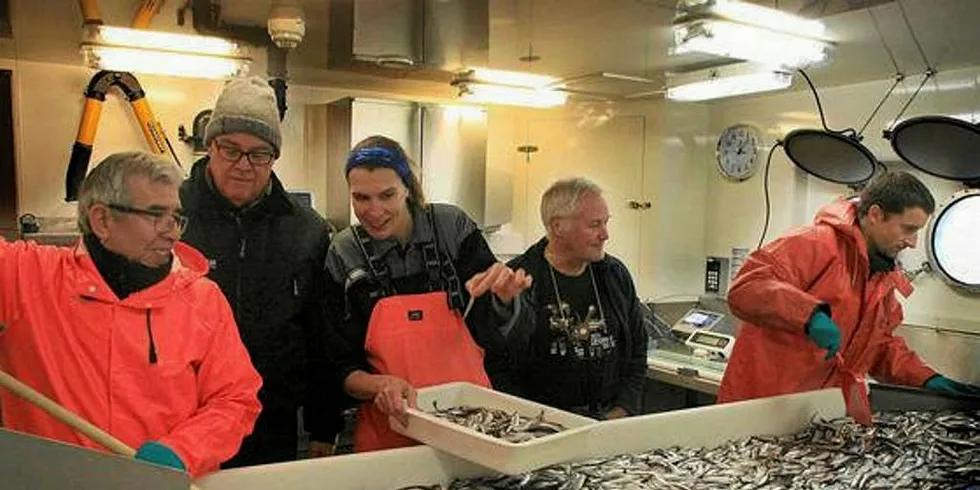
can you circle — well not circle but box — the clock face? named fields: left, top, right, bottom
left=716, top=125, right=762, bottom=181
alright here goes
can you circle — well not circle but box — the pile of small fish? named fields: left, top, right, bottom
left=427, top=402, right=568, bottom=443
left=398, top=410, right=979, bottom=490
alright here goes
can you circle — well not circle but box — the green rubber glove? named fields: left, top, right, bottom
left=805, top=310, right=841, bottom=360
left=924, top=375, right=980, bottom=397
left=135, top=441, right=186, bottom=471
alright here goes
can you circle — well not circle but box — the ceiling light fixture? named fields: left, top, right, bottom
left=452, top=68, right=567, bottom=108
left=672, top=20, right=832, bottom=69
left=80, top=25, right=251, bottom=80
left=456, top=83, right=567, bottom=108
left=667, top=64, right=792, bottom=102
left=683, top=0, right=827, bottom=38
left=465, top=68, right=560, bottom=89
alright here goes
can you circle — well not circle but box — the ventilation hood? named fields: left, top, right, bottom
left=328, top=0, right=489, bottom=82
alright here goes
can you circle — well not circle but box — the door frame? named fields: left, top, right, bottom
left=0, top=69, right=16, bottom=236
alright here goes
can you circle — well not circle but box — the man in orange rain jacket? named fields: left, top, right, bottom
left=718, top=171, right=980, bottom=403
left=0, top=152, right=262, bottom=477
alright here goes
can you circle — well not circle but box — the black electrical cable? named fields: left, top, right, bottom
left=756, top=143, right=779, bottom=250
left=798, top=69, right=857, bottom=138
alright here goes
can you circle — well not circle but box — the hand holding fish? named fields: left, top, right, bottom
left=466, top=263, right=533, bottom=305
left=374, top=375, right=417, bottom=426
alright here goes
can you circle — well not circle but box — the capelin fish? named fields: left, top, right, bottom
left=435, top=410, right=980, bottom=490
left=428, top=402, right=568, bottom=443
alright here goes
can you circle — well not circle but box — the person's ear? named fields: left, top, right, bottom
left=868, top=204, right=886, bottom=225
left=88, top=204, right=112, bottom=241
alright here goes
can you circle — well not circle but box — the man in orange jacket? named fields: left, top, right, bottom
left=718, top=171, right=979, bottom=403
left=0, top=151, right=262, bottom=477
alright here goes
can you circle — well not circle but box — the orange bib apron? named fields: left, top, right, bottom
left=352, top=291, right=491, bottom=452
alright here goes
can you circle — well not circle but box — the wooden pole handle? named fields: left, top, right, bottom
left=0, top=368, right=207, bottom=489
left=0, top=369, right=136, bottom=457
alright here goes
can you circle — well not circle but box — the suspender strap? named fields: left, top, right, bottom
left=350, top=207, right=466, bottom=312
left=426, top=208, right=466, bottom=312
left=353, top=224, right=396, bottom=298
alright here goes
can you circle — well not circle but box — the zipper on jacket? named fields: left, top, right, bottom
left=146, top=309, right=158, bottom=364
left=231, top=213, right=246, bottom=316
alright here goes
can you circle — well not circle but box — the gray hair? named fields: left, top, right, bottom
left=540, top=177, right=603, bottom=231
left=77, top=151, right=183, bottom=234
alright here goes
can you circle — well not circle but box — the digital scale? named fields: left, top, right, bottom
left=670, top=308, right=736, bottom=361
left=685, top=330, right=735, bottom=360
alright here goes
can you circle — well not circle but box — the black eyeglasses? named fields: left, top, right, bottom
left=215, top=142, right=276, bottom=167
left=107, top=203, right=189, bottom=234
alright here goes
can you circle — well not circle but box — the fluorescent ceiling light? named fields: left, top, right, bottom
left=457, top=83, right=567, bottom=108
left=672, top=20, right=831, bottom=68
left=681, top=0, right=827, bottom=38
left=80, top=25, right=250, bottom=80
left=667, top=65, right=792, bottom=102
left=463, top=68, right=560, bottom=89
left=89, top=25, right=244, bottom=56
left=81, top=46, right=250, bottom=79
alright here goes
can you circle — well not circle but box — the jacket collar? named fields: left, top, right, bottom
left=71, top=240, right=209, bottom=307
left=814, top=198, right=912, bottom=295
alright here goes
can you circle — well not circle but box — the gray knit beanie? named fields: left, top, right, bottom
left=204, top=76, right=282, bottom=156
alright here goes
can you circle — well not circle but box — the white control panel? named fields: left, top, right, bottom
left=686, top=330, right=736, bottom=360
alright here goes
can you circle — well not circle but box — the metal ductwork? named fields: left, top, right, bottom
left=328, top=0, right=489, bottom=82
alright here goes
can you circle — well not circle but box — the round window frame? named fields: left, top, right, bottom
left=925, top=188, right=980, bottom=294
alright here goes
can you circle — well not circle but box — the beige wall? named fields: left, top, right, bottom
left=496, top=100, right=711, bottom=302
left=704, top=66, right=980, bottom=333
left=0, top=59, right=345, bottom=218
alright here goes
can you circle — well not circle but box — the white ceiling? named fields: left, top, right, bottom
left=9, top=0, right=980, bottom=99
left=293, top=0, right=980, bottom=99
left=479, top=0, right=980, bottom=96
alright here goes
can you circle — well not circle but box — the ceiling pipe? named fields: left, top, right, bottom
left=187, top=0, right=290, bottom=121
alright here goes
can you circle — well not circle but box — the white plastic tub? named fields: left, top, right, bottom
left=390, top=382, right=598, bottom=475
left=197, top=388, right=846, bottom=490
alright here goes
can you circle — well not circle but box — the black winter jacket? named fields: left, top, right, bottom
left=179, top=157, right=341, bottom=441
left=505, top=237, right=648, bottom=416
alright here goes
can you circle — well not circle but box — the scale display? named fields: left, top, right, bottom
left=686, top=330, right=736, bottom=360
left=671, top=308, right=725, bottom=339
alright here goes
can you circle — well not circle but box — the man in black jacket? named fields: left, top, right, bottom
left=179, top=77, right=340, bottom=466
left=505, top=177, right=648, bottom=420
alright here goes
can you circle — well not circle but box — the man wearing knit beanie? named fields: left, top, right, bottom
left=179, top=77, right=343, bottom=467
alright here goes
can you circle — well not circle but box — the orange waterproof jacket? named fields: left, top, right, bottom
left=0, top=238, right=262, bottom=477
left=717, top=199, right=936, bottom=403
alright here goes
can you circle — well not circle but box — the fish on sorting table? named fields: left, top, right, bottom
left=427, top=402, right=568, bottom=443
left=431, top=410, right=979, bottom=490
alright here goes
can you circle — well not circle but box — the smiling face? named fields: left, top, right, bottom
left=348, top=166, right=413, bottom=241
left=89, top=175, right=182, bottom=268
left=551, top=191, right=611, bottom=263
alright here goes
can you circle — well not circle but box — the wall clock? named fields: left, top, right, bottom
left=716, top=124, right=763, bottom=181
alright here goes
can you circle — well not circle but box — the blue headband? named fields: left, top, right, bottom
left=345, top=146, right=412, bottom=187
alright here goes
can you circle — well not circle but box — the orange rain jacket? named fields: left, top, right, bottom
left=0, top=238, right=262, bottom=477
left=718, top=199, right=936, bottom=403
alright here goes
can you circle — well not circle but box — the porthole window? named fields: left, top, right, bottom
left=926, top=189, right=980, bottom=293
